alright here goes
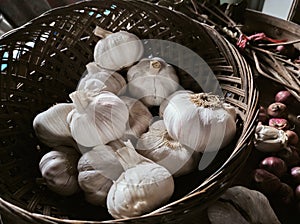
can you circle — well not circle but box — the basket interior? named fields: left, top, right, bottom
left=0, top=0, right=258, bottom=222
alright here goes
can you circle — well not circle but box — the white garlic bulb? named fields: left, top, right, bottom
left=159, top=90, right=193, bottom=117
left=67, top=90, right=129, bottom=148
left=77, top=145, right=123, bottom=206
left=39, top=146, right=80, bottom=196
left=163, top=91, right=237, bottom=153
left=254, top=123, right=288, bottom=152
left=106, top=140, right=174, bottom=219
left=93, top=26, right=144, bottom=71
left=136, top=120, right=200, bottom=177
left=77, top=62, right=126, bottom=95
left=120, top=96, right=153, bottom=140
left=33, top=103, right=77, bottom=148
left=127, top=57, right=180, bottom=106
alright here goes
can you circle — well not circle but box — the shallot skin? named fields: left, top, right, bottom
left=291, top=167, right=300, bottom=184
left=268, top=118, right=290, bottom=130
left=259, top=156, right=287, bottom=178
left=267, top=102, right=287, bottom=118
left=275, top=90, right=295, bottom=105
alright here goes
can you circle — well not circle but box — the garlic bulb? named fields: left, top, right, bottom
left=77, top=62, right=126, bottom=95
left=39, top=146, right=80, bottom=196
left=163, top=91, right=237, bottom=152
left=127, top=57, right=180, bottom=106
left=77, top=145, right=123, bottom=206
left=120, top=96, right=153, bottom=140
left=93, top=26, right=144, bottom=71
left=67, top=90, right=129, bottom=148
left=254, top=123, right=288, bottom=152
left=159, top=90, right=193, bottom=117
left=33, top=103, right=77, bottom=148
left=136, top=120, right=200, bottom=177
left=106, top=140, right=174, bottom=219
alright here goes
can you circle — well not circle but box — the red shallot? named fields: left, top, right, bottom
left=291, top=167, right=300, bottom=184
left=275, top=90, right=295, bottom=105
left=269, top=118, right=290, bottom=130
left=259, top=156, right=287, bottom=178
left=267, top=102, right=287, bottom=118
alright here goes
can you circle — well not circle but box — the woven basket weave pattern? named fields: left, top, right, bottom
left=0, top=1, right=258, bottom=223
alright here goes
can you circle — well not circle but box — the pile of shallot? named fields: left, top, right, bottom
left=252, top=89, right=300, bottom=212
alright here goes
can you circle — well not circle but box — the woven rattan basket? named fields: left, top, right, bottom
left=0, top=0, right=258, bottom=223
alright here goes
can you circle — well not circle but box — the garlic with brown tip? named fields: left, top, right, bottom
left=77, top=144, right=123, bottom=206
left=254, top=123, right=288, bottom=152
left=93, top=26, right=144, bottom=71
left=106, top=140, right=174, bottom=219
left=136, top=120, right=200, bottom=177
left=33, top=103, right=77, bottom=148
left=120, top=96, right=153, bottom=141
left=67, top=90, right=129, bottom=149
left=77, top=62, right=126, bottom=95
left=163, top=91, right=237, bottom=153
left=127, top=57, right=180, bottom=106
left=39, top=146, right=80, bottom=196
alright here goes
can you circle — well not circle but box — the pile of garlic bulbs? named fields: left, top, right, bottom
left=33, top=26, right=237, bottom=219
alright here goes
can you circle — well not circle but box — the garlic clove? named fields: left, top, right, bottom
left=33, top=103, right=77, bottom=148
left=39, top=146, right=80, bottom=196
left=106, top=140, right=174, bottom=219
left=120, top=96, right=153, bottom=140
left=127, top=57, right=180, bottom=106
left=136, top=120, right=200, bottom=177
left=159, top=90, right=193, bottom=117
left=163, top=91, right=237, bottom=153
left=77, top=144, right=124, bottom=206
left=137, top=120, right=200, bottom=177
left=93, top=26, right=144, bottom=71
left=77, top=62, right=127, bottom=95
left=254, top=124, right=288, bottom=152
left=67, top=90, right=129, bottom=148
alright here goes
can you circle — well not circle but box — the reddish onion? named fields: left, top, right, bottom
left=276, top=146, right=300, bottom=167
left=286, top=130, right=299, bottom=146
left=267, top=102, right=287, bottom=118
left=252, top=169, right=282, bottom=195
left=278, top=183, right=294, bottom=205
left=276, top=44, right=296, bottom=58
left=295, top=185, right=300, bottom=200
left=291, top=167, right=300, bottom=184
left=275, top=90, right=295, bottom=105
left=259, top=156, right=287, bottom=178
left=269, top=118, right=290, bottom=130
left=258, top=106, right=268, bottom=123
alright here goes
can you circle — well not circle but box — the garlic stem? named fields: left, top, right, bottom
left=115, top=141, right=147, bottom=170
left=149, top=60, right=161, bottom=74
left=94, top=26, right=113, bottom=38
left=69, top=91, right=90, bottom=114
left=189, top=93, right=222, bottom=108
left=163, top=131, right=181, bottom=149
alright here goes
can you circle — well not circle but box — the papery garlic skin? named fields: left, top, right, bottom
left=120, top=96, right=153, bottom=140
left=254, top=124, right=288, bottom=152
left=106, top=141, right=174, bottom=219
left=93, top=26, right=144, bottom=71
left=159, top=90, right=193, bottom=117
left=137, top=120, right=199, bottom=177
left=33, top=103, right=77, bottom=148
left=163, top=92, right=237, bottom=153
left=77, top=145, right=123, bottom=206
left=39, top=146, right=80, bottom=196
left=127, top=57, right=180, bottom=106
left=77, top=62, right=126, bottom=95
left=67, top=90, right=129, bottom=148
